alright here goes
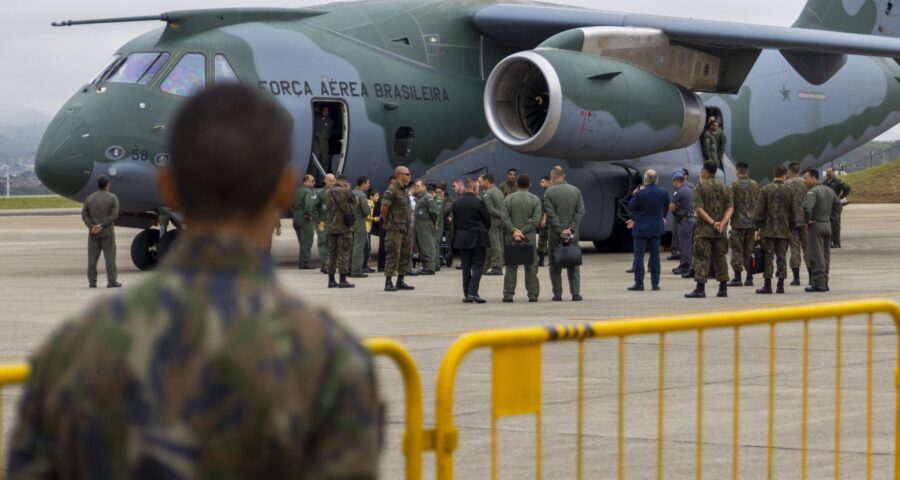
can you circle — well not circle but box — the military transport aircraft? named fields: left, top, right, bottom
left=35, top=0, right=900, bottom=269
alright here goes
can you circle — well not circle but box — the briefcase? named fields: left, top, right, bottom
left=551, top=241, right=583, bottom=268
left=504, top=241, right=534, bottom=266
left=749, top=242, right=765, bottom=275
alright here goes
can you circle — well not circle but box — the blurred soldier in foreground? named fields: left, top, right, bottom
left=785, top=162, right=809, bottom=285
left=9, top=85, right=381, bottom=478
left=381, top=166, right=415, bottom=291
left=502, top=174, right=542, bottom=302
left=685, top=161, right=733, bottom=299
left=351, top=176, right=371, bottom=278
left=824, top=167, right=851, bottom=248
left=728, top=162, right=760, bottom=287
left=754, top=165, right=802, bottom=294
left=291, top=173, right=317, bottom=270
left=804, top=168, right=842, bottom=292
left=670, top=170, right=695, bottom=277
left=81, top=175, right=121, bottom=288
left=324, top=175, right=358, bottom=288
left=481, top=173, right=505, bottom=275
left=544, top=166, right=585, bottom=301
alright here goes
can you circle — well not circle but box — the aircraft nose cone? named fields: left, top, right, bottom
left=35, top=116, right=94, bottom=197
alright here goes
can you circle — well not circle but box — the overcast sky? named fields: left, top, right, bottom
left=6, top=0, right=898, bottom=139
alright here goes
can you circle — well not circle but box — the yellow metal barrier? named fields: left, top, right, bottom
left=434, top=299, right=900, bottom=480
left=0, top=341, right=426, bottom=480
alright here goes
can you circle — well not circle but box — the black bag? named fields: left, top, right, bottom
left=749, top=242, right=765, bottom=275
left=332, top=189, right=356, bottom=227
left=551, top=240, right=582, bottom=268
left=504, top=240, right=535, bottom=266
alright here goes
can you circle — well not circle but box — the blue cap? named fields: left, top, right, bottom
left=672, top=170, right=685, bottom=180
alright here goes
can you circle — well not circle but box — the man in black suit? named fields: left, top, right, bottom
left=626, top=169, right=670, bottom=291
left=451, top=178, right=492, bottom=303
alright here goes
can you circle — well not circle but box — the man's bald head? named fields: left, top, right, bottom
left=324, top=173, right=336, bottom=188
left=644, top=169, right=658, bottom=186
left=394, top=166, right=411, bottom=186
left=550, top=166, right=565, bottom=183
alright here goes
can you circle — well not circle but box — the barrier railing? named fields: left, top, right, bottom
left=0, top=340, right=426, bottom=480
left=433, top=299, right=900, bottom=480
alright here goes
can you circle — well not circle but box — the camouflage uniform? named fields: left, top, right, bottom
left=324, top=186, right=358, bottom=275
left=414, top=191, right=440, bottom=272
left=502, top=189, right=542, bottom=301
left=81, top=190, right=119, bottom=286
left=823, top=175, right=851, bottom=247
left=482, top=185, right=506, bottom=271
left=382, top=183, right=412, bottom=277
left=692, top=177, right=733, bottom=284
left=805, top=184, right=842, bottom=288
left=313, top=187, right=330, bottom=271
left=351, top=186, right=371, bottom=276
left=702, top=128, right=726, bottom=162
left=754, top=179, right=802, bottom=280
left=729, top=175, right=760, bottom=274
left=785, top=176, right=809, bottom=272
left=313, top=115, right=333, bottom=172
left=291, top=184, right=316, bottom=268
left=8, top=235, right=382, bottom=479
left=544, top=181, right=585, bottom=298
left=431, top=194, right=446, bottom=272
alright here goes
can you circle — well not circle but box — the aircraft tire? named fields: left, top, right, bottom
left=131, top=229, right=160, bottom=271
left=156, top=229, right=180, bottom=260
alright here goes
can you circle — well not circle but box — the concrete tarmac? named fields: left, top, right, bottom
left=1, top=204, right=898, bottom=478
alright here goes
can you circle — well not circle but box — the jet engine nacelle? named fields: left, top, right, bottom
left=484, top=49, right=706, bottom=161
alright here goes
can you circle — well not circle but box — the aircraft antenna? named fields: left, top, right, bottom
left=52, top=14, right=169, bottom=27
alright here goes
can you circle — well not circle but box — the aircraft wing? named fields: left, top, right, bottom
left=472, top=3, right=900, bottom=90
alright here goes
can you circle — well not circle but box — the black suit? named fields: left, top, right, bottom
left=451, top=192, right=491, bottom=298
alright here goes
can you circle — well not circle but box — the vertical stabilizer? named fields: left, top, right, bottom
left=794, top=0, right=900, bottom=37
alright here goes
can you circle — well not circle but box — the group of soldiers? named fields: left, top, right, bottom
left=288, top=165, right=585, bottom=302
left=671, top=160, right=849, bottom=298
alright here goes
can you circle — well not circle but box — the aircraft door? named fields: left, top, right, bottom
left=309, top=100, right=349, bottom=181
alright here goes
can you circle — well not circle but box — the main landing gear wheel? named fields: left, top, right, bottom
left=157, top=229, right=180, bottom=260
left=131, top=229, right=160, bottom=271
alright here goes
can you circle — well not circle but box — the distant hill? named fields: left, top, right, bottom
left=842, top=158, right=900, bottom=203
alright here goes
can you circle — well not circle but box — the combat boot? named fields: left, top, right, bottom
left=776, top=278, right=785, bottom=294
left=790, top=268, right=801, bottom=286
left=339, top=274, right=355, bottom=288
left=807, top=268, right=813, bottom=286
left=756, top=279, right=773, bottom=294
left=727, top=270, right=743, bottom=287
left=744, top=273, right=754, bottom=287
left=717, top=281, right=728, bottom=298
left=684, top=282, right=706, bottom=298
left=328, top=274, right=338, bottom=289
left=538, top=254, right=545, bottom=267
left=396, top=276, right=415, bottom=290
left=384, top=277, right=397, bottom=292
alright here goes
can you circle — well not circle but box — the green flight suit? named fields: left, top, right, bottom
left=729, top=175, right=760, bottom=273
left=414, top=191, right=439, bottom=272
left=805, top=184, right=841, bottom=288
left=499, top=181, right=517, bottom=197
left=754, top=180, right=802, bottom=280
left=350, top=187, right=371, bottom=276
left=382, top=183, right=412, bottom=277
left=323, top=186, right=358, bottom=275
left=538, top=189, right=549, bottom=257
left=544, top=181, right=585, bottom=297
left=692, top=178, right=732, bottom=284
left=502, top=189, right=542, bottom=301
left=431, top=194, right=445, bottom=272
left=482, top=185, right=506, bottom=271
left=313, top=187, right=330, bottom=271
left=81, top=190, right=119, bottom=286
left=823, top=175, right=850, bottom=246
left=785, top=176, right=809, bottom=270
left=291, top=185, right=316, bottom=268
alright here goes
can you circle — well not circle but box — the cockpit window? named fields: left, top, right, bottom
left=108, top=53, right=170, bottom=85
left=160, top=53, right=206, bottom=97
left=90, top=55, right=121, bottom=84
left=214, top=54, right=239, bottom=84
